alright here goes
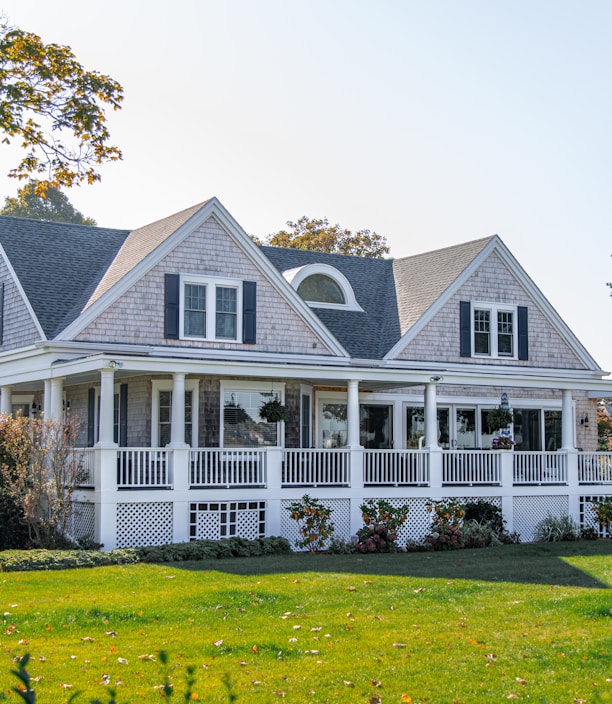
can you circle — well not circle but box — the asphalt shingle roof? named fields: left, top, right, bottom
left=0, top=216, right=129, bottom=339
left=0, top=206, right=494, bottom=360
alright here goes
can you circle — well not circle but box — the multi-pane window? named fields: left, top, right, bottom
left=215, top=286, right=237, bottom=339
left=181, top=277, right=241, bottom=341
left=472, top=304, right=516, bottom=358
left=497, top=310, right=514, bottom=356
left=473, top=309, right=491, bottom=354
left=158, top=389, right=193, bottom=446
left=184, top=284, right=207, bottom=337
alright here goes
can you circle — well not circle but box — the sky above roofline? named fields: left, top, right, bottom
left=1, top=1, right=611, bottom=376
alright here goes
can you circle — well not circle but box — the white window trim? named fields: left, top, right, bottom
left=151, top=379, right=200, bottom=447
left=282, top=264, right=363, bottom=311
left=179, top=274, right=243, bottom=342
left=471, top=301, right=518, bottom=360
left=220, top=380, right=285, bottom=448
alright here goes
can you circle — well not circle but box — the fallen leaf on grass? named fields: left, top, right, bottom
left=213, top=640, right=224, bottom=647
left=251, top=645, right=258, bottom=654
left=507, top=694, right=518, bottom=699
left=344, top=681, right=354, bottom=687
left=393, top=643, right=407, bottom=648
left=346, top=586, right=357, bottom=591
left=371, top=679, right=382, bottom=687
left=138, top=654, right=156, bottom=661
left=413, top=587, right=425, bottom=593
left=117, top=657, right=128, bottom=665
left=81, top=637, right=95, bottom=642
left=515, top=678, right=526, bottom=686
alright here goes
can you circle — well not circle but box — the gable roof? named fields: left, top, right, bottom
left=392, top=236, right=493, bottom=336
left=0, top=215, right=129, bottom=339
left=85, top=201, right=209, bottom=309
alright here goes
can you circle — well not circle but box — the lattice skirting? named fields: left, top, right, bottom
left=116, top=502, right=173, bottom=548
left=68, top=502, right=96, bottom=542
left=513, top=495, right=569, bottom=543
left=580, top=495, right=612, bottom=538
left=190, top=501, right=266, bottom=541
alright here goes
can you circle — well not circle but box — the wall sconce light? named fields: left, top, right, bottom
left=108, top=360, right=123, bottom=369
left=31, top=402, right=40, bottom=414
left=63, top=400, right=71, bottom=413
left=580, top=414, right=589, bottom=427
left=429, top=375, right=443, bottom=383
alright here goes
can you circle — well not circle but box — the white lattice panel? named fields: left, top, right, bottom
left=69, top=502, right=96, bottom=542
left=513, top=495, right=569, bottom=543
left=281, top=498, right=350, bottom=550
left=377, top=497, right=431, bottom=543
left=196, top=511, right=221, bottom=540
left=189, top=502, right=266, bottom=541
left=116, top=502, right=173, bottom=548
left=580, top=495, right=612, bottom=538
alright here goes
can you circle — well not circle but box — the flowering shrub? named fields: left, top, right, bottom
left=287, top=494, right=334, bottom=552
left=355, top=499, right=409, bottom=553
left=424, top=499, right=465, bottom=550
left=492, top=435, right=515, bottom=450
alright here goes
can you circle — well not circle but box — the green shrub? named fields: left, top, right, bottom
left=0, top=548, right=139, bottom=572
left=534, top=514, right=579, bottom=542
left=0, top=488, right=29, bottom=549
left=136, top=536, right=291, bottom=563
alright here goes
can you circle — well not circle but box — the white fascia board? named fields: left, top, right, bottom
left=0, top=244, right=47, bottom=341
left=385, top=236, right=600, bottom=370
left=56, top=198, right=348, bottom=358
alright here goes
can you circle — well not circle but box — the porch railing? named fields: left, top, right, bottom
left=513, top=451, right=567, bottom=485
left=190, top=448, right=267, bottom=488
left=442, top=450, right=501, bottom=485
left=74, top=448, right=95, bottom=487
left=578, top=452, right=612, bottom=484
left=282, top=449, right=350, bottom=487
left=363, top=449, right=429, bottom=486
left=117, top=449, right=171, bottom=489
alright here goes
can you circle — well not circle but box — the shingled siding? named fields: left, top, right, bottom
left=75, top=218, right=333, bottom=356
left=0, top=259, right=41, bottom=350
left=397, top=251, right=586, bottom=369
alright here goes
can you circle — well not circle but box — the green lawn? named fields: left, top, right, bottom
left=1, top=541, right=611, bottom=703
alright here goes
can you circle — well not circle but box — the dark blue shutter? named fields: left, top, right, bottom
left=0, top=283, right=4, bottom=345
left=517, top=306, right=528, bottom=360
left=460, top=301, right=471, bottom=357
left=87, top=388, right=96, bottom=447
left=119, top=383, right=128, bottom=447
left=243, top=281, right=257, bottom=344
left=164, top=273, right=180, bottom=339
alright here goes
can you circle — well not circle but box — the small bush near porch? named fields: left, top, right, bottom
left=2, top=541, right=611, bottom=703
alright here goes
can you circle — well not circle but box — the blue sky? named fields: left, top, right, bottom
left=2, top=1, right=612, bottom=375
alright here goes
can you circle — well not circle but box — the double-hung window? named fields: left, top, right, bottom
left=472, top=303, right=516, bottom=359
left=180, top=276, right=242, bottom=342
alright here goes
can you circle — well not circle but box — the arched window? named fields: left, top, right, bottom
left=297, top=274, right=345, bottom=304
left=283, top=264, right=362, bottom=311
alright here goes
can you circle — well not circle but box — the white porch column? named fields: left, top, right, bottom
left=424, top=381, right=440, bottom=449
left=97, top=369, right=116, bottom=447
left=561, top=389, right=575, bottom=451
left=169, top=372, right=188, bottom=448
left=49, top=377, right=64, bottom=420
left=43, top=379, right=52, bottom=418
left=0, top=385, right=12, bottom=415
left=346, top=379, right=362, bottom=448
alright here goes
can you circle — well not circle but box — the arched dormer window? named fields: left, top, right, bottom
left=283, top=264, right=363, bottom=311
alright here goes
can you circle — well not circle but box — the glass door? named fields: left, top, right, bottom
left=455, top=408, right=477, bottom=449
left=360, top=404, right=393, bottom=449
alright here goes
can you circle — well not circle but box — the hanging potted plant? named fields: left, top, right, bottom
left=485, top=406, right=514, bottom=433
left=259, top=397, right=288, bottom=423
